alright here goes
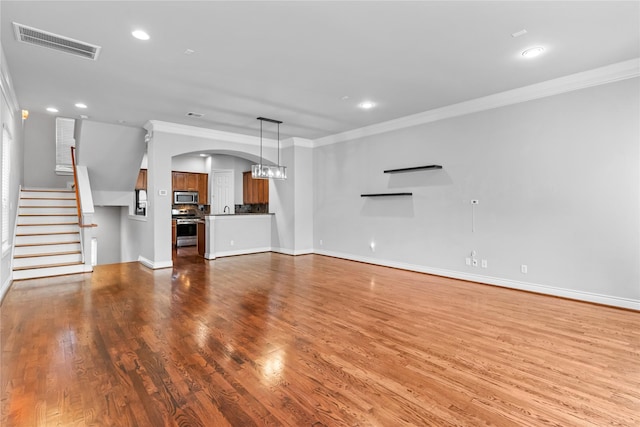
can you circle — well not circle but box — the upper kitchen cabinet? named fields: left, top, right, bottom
left=172, top=171, right=208, bottom=204
left=172, top=172, right=187, bottom=192
left=243, top=171, right=269, bottom=204
left=197, top=174, right=208, bottom=205
left=135, top=169, right=147, bottom=190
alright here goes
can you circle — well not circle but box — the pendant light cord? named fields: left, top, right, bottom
left=259, top=119, right=263, bottom=168
left=277, top=122, right=280, bottom=166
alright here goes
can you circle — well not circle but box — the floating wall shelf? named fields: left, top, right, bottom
left=383, top=165, right=443, bottom=173
left=361, top=192, right=413, bottom=197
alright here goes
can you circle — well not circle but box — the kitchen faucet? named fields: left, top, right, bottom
left=223, top=205, right=230, bottom=214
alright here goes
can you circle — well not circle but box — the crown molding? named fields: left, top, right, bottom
left=313, top=58, right=640, bottom=147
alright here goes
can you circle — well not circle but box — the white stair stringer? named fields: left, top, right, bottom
left=12, top=188, right=88, bottom=280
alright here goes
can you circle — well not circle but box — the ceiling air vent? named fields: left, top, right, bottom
left=13, top=22, right=101, bottom=60
left=186, top=112, right=204, bottom=118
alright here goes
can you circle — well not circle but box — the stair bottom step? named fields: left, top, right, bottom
left=12, top=263, right=88, bottom=281
left=13, top=261, right=83, bottom=271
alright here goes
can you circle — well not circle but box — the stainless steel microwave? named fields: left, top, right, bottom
left=174, top=191, right=199, bottom=205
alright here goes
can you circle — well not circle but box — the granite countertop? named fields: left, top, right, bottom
left=206, top=213, right=274, bottom=217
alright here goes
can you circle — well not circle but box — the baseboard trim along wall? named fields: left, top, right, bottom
left=0, top=275, right=12, bottom=306
left=314, top=249, right=640, bottom=311
left=271, top=247, right=314, bottom=256
left=138, top=256, right=173, bottom=270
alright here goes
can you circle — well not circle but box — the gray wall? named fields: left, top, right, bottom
left=93, top=206, right=122, bottom=265
left=76, top=120, right=146, bottom=191
left=23, top=111, right=72, bottom=189
left=314, top=78, right=640, bottom=307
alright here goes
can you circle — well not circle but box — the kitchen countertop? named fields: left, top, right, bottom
left=206, top=213, right=274, bottom=217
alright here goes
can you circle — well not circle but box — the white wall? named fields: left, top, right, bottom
left=172, top=154, right=208, bottom=173
left=23, top=112, right=72, bottom=189
left=314, top=77, right=640, bottom=308
left=0, top=44, right=23, bottom=300
left=92, top=206, right=121, bottom=265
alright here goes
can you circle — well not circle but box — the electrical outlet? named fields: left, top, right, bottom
left=465, top=258, right=471, bottom=266
left=521, top=264, right=528, bottom=274
left=319, top=239, right=323, bottom=246
left=370, top=242, right=376, bottom=252
left=481, top=259, right=488, bottom=268
left=230, top=240, right=234, bottom=246
left=472, top=259, right=478, bottom=267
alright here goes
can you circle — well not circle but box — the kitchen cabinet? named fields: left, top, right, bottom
left=172, top=220, right=177, bottom=246
left=135, top=169, right=147, bottom=190
left=197, top=173, right=208, bottom=205
left=243, top=171, right=269, bottom=204
left=172, top=171, right=209, bottom=204
left=186, top=173, right=199, bottom=191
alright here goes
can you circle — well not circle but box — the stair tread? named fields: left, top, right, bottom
left=16, top=231, right=80, bottom=236
left=22, top=189, right=74, bottom=193
left=15, top=241, right=81, bottom=247
left=19, top=214, right=78, bottom=217
left=19, top=205, right=76, bottom=208
left=14, top=261, right=83, bottom=271
left=14, top=250, right=82, bottom=259
left=17, top=222, right=78, bottom=227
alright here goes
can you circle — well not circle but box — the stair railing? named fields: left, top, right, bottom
left=70, top=147, right=83, bottom=227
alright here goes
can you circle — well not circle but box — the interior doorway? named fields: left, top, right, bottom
left=212, top=170, right=234, bottom=214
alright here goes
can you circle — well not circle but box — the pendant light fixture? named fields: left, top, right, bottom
left=252, top=117, right=287, bottom=180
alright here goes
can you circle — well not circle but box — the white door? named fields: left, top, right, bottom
left=212, top=170, right=234, bottom=214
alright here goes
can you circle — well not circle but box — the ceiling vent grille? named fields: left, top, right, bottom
left=13, top=22, right=101, bottom=60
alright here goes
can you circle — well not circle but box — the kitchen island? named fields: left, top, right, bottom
left=200, top=213, right=273, bottom=260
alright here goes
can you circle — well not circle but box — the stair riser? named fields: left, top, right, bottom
left=21, top=191, right=75, bottom=199
left=14, top=253, right=83, bottom=269
left=18, top=216, right=78, bottom=225
left=12, top=264, right=87, bottom=281
left=20, top=198, right=77, bottom=207
left=14, top=243, right=82, bottom=256
left=15, top=233, right=80, bottom=245
left=17, top=224, right=79, bottom=234
left=19, top=207, right=77, bottom=215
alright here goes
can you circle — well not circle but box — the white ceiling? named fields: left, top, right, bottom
left=2, top=1, right=639, bottom=140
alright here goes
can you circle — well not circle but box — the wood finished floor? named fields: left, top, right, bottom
left=1, top=250, right=638, bottom=426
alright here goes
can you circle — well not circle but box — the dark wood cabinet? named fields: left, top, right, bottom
left=135, top=169, right=147, bottom=190
left=171, top=220, right=177, bottom=246
left=243, top=171, right=269, bottom=204
left=197, top=173, right=208, bottom=205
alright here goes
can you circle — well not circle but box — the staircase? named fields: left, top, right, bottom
left=13, top=188, right=86, bottom=280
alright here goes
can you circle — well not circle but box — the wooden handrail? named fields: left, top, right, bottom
left=70, top=147, right=82, bottom=227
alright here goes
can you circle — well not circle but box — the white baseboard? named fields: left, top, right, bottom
left=314, top=249, right=640, bottom=311
left=213, top=247, right=272, bottom=258
left=272, top=247, right=314, bottom=256
left=138, top=256, right=173, bottom=269
left=0, top=274, right=12, bottom=305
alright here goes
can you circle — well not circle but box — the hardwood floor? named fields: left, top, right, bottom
left=1, top=252, right=638, bottom=426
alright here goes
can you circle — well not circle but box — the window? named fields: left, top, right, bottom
left=55, top=117, right=75, bottom=175
left=2, top=126, right=11, bottom=252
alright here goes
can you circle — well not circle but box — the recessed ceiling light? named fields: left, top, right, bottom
left=75, top=102, right=87, bottom=109
left=199, top=154, right=208, bottom=157
left=358, top=101, right=376, bottom=110
left=132, top=29, right=150, bottom=41
left=522, top=46, right=545, bottom=58
left=46, top=107, right=58, bottom=113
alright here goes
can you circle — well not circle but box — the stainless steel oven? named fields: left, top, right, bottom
left=175, top=219, right=198, bottom=247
